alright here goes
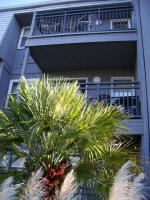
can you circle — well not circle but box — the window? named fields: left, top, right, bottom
left=67, top=78, right=88, bottom=94
left=49, top=77, right=88, bottom=94
left=6, top=79, right=37, bottom=107
left=111, top=77, right=134, bottom=97
left=11, top=149, right=29, bottom=168
left=10, top=81, right=19, bottom=97
left=110, top=77, right=140, bottom=116
left=18, top=26, right=30, bottom=49
left=110, top=19, right=131, bottom=30
left=6, top=80, right=19, bottom=107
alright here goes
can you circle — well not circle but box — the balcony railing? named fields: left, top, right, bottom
left=79, top=82, right=141, bottom=119
left=32, top=5, right=136, bottom=37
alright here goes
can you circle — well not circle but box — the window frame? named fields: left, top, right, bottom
left=49, top=77, right=88, bottom=96
left=7, top=78, right=88, bottom=105
left=17, top=26, right=30, bottom=49
left=110, top=18, right=131, bottom=30
left=6, top=79, right=37, bottom=107
left=11, top=149, right=29, bottom=169
left=69, top=77, right=88, bottom=96
left=111, top=76, right=135, bottom=97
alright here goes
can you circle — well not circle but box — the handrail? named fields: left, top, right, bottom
left=78, top=82, right=141, bottom=119
left=36, top=4, right=133, bottom=16
left=32, top=5, right=136, bottom=36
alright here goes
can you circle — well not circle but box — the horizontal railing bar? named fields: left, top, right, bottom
left=37, top=5, right=133, bottom=16
left=36, top=14, right=65, bottom=18
left=79, top=87, right=140, bottom=90
left=36, top=8, right=133, bottom=18
left=79, top=81, right=140, bottom=85
left=31, top=29, right=136, bottom=38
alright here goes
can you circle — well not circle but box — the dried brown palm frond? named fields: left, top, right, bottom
left=23, top=168, right=45, bottom=200
left=55, top=170, right=79, bottom=200
left=0, top=177, right=16, bottom=200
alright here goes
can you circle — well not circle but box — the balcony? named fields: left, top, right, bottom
left=26, top=5, right=137, bottom=71
left=79, top=81, right=141, bottom=119
left=32, top=5, right=136, bottom=37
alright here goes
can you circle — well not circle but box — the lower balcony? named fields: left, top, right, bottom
left=79, top=81, right=141, bottom=119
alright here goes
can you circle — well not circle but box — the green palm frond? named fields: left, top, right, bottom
left=0, top=76, right=138, bottom=199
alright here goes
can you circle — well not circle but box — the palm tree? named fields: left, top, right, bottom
left=0, top=76, right=136, bottom=199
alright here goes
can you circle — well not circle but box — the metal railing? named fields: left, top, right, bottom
left=32, top=5, right=136, bottom=36
left=79, top=81, right=141, bottom=119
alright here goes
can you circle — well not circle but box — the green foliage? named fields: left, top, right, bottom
left=0, top=167, right=25, bottom=184
left=0, top=76, right=138, bottom=199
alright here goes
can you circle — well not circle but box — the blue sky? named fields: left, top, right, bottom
left=0, top=0, right=49, bottom=7
left=0, top=0, right=69, bottom=7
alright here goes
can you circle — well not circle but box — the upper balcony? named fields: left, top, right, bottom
left=26, top=4, right=137, bottom=47
left=33, top=5, right=136, bottom=36
left=24, top=4, right=137, bottom=72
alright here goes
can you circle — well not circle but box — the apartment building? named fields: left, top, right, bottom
left=0, top=0, right=150, bottom=174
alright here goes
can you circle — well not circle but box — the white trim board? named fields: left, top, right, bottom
left=6, top=77, right=88, bottom=106
left=110, top=18, right=131, bottom=30
left=6, top=78, right=37, bottom=107
left=111, top=76, right=135, bottom=97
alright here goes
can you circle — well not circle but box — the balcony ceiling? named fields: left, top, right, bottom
left=30, top=41, right=136, bottom=72
left=15, top=13, right=33, bottom=27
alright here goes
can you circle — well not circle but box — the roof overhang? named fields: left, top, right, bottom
left=0, top=0, right=132, bottom=12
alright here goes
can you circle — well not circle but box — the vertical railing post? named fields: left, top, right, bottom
left=96, top=83, right=100, bottom=102
left=98, top=8, right=101, bottom=31
left=30, top=11, right=37, bottom=37
left=7, top=153, right=13, bottom=170
left=132, top=8, right=136, bottom=29
left=63, top=11, right=67, bottom=33
left=21, top=47, right=30, bottom=77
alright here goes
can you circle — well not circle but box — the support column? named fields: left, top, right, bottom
left=20, top=47, right=30, bottom=77
left=30, top=11, right=37, bottom=37
left=135, top=0, right=150, bottom=171
left=20, top=11, right=37, bottom=78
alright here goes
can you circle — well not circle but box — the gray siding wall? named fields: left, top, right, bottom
left=48, top=67, right=135, bottom=82
left=0, top=15, right=20, bottom=70
left=0, top=11, right=13, bottom=45
left=9, top=67, right=135, bottom=82
left=0, top=10, right=42, bottom=80
left=0, top=11, right=42, bottom=106
left=11, top=49, right=41, bottom=77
